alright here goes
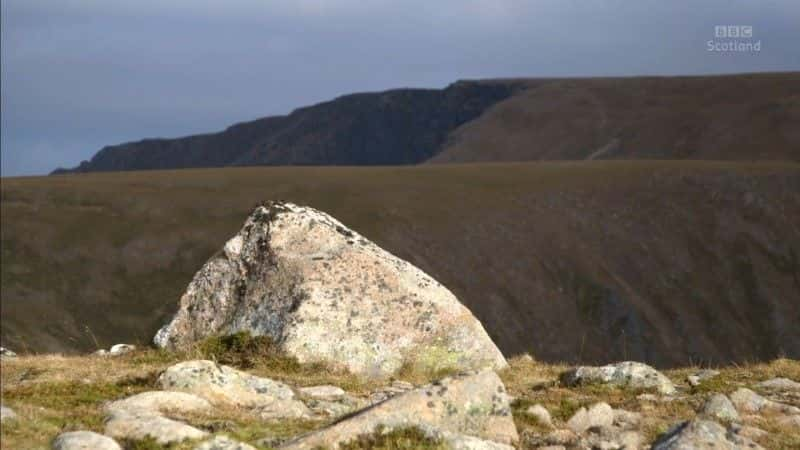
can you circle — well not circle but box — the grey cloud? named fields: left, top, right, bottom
left=2, top=0, right=799, bottom=175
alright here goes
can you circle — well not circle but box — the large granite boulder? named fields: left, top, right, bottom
left=154, top=202, right=506, bottom=377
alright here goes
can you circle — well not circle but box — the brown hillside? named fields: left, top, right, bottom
left=430, top=73, right=800, bottom=162
left=2, top=162, right=799, bottom=367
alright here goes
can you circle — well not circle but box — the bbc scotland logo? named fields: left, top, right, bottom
left=708, top=25, right=760, bottom=52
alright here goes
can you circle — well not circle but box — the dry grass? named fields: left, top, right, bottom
left=3, top=351, right=798, bottom=449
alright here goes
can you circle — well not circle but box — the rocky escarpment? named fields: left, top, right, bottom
left=154, top=202, right=506, bottom=377
left=52, top=80, right=519, bottom=174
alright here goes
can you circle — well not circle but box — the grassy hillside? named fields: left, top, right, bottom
left=2, top=162, right=799, bottom=366
left=432, top=73, right=800, bottom=162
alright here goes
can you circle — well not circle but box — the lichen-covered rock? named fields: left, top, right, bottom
left=652, top=419, right=763, bottom=450
left=701, top=394, right=739, bottom=422
left=280, top=370, right=517, bottom=449
left=193, top=435, right=257, bottom=450
left=153, top=202, right=506, bottom=377
left=52, top=431, right=122, bottom=450
left=157, top=360, right=309, bottom=418
left=561, top=361, right=676, bottom=394
left=109, top=344, right=136, bottom=355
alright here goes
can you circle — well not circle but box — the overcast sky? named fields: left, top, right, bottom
left=2, top=0, right=799, bottom=176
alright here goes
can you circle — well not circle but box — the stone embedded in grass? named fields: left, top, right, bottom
left=157, top=360, right=310, bottom=419
left=729, top=388, right=800, bottom=415
left=280, top=370, right=518, bottom=449
left=652, top=418, right=764, bottom=450
left=566, top=402, right=613, bottom=434
left=560, top=361, right=676, bottom=394
left=103, top=391, right=212, bottom=445
left=105, top=409, right=208, bottom=445
left=109, top=344, right=136, bottom=356
left=687, top=369, right=720, bottom=387
left=525, top=404, right=553, bottom=428
left=755, top=377, right=800, bottom=392
left=153, top=202, right=507, bottom=377
left=0, top=346, right=17, bottom=359
left=700, top=394, right=740, bottom=422
left=193, top=435, right=257, bottom=450
left=52, top=431, right=122, bottom=450
left=104, top=390, right=212, bottom=416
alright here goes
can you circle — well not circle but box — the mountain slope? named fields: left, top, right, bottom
left=431, top=73, right=800, bottom=163
left=5, top=162, right=800, bottom=367
left=52, top=73, right=799, bottom=174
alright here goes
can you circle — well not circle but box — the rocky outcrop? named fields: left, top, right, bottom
left=52, top=431, right=122, bottom=450
left=560, top=361, right=676, bottom=394
left=280, top=370, right=517, bottom=449
left=157, top=360, right=310, bottom=419
left=154, top=202, right=507, bottom=377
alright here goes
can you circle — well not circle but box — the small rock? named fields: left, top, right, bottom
left=1, top=405, right=17, bottom=423
left=193, top=435, right=257, bottom=450
left=158, top=360, right=309, bottom=419
left=617, top=430, right=644, bottom=449
left=525, top=404, right=553, bottom=428
left=105, top=409, right=208, bottom=445
left=687, top=369, right=719, bottom=387
left=652, top=418, right=763, bottom=450
left=567, top=402, right=613, bottom=434
left=0, top=346, right=17, bottom=358
left=280, top=370, right=518, bottom=449
left=518, top=354, right=535, bottom=363
left=755, top=377, right=800, bottom=392
left=93, top=349, right=108, bottom=357
left=52, top=431, right=122, bottom=450
left=701, top=394, right=740, bottom=422
left=535, top=446, right=566, bottom=450
left=730, top=388, right=800, bottom=415
left=298, top=385, right=346, bottom=401
left=108, top=344, right=136, bottom=356
left=561, top=362, right=676, bottom=395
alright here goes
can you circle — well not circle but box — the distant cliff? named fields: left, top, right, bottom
left=52, top=81, right=520, bottom=173
left=52, top=73, right=800, bottom=174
